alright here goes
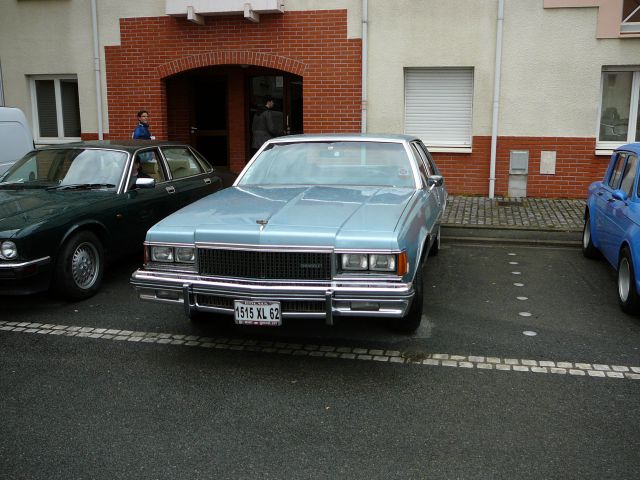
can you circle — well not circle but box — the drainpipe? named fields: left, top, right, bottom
left=91, top=0, right=104, bottom=140
left=361, top=0, right=368, bottom=133
left=489, top=0, right=504, bottom=198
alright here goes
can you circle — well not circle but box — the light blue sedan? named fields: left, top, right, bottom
left=583, top=142, right=640, bottom=314
left=131, top=134, right=446, bottom=333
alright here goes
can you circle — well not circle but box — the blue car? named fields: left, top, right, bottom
left=131, top=134, right=447, bottom=333
left=583, top=142, right=640, bottom=314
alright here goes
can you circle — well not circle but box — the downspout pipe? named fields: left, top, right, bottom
left=489, top=0, right=504, bottom=198
left=361, top=0, right=368, bottom=133
left=91, top=0, right=104, bottom=140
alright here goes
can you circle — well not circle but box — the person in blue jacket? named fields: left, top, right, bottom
left=132, top=110, right=154, bottom=140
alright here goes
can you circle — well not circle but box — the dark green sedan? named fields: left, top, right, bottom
left=0, top=141, right=222, bottom=299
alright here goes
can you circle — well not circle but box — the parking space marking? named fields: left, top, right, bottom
left=2, top=320, right=640, bottom=381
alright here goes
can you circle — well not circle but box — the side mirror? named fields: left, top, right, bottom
left=612, top=189, right=628, bottom=202
left=136, top=177, right=156, bottom=189
left=427, top=175, right=443, bottom=188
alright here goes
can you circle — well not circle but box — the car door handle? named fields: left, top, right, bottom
left=166, top=186, right=176, bottom=194
left=204, top=178, right=212, bottom=185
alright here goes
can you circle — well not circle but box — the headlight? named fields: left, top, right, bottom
left=341, top=253, right=368, bottom=270
left=340, top=252, right=406, bottom=274
left=149, top=245, right=195, bottom=264
left=150, top=246, right=174, bottom=262
left=0, top=241, right=18, bottom=260
left=175, top=247, right=195, bottom=263
left=369, top=254, right=396, bottom=272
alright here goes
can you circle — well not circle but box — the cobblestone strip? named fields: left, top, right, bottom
left=2, top=320, right=638, bottom=381
left=442, top=196, right=585, bottom=230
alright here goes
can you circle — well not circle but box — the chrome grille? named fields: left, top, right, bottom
left=197, top=249, right=332, bottom=280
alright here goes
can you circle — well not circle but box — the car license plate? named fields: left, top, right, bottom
left=234, top=300, right=281, bottom=326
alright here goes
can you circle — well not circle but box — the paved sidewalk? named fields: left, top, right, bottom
left=441, top=196, right=586, bottom=246
left=442, top=196, right=585, bottom=231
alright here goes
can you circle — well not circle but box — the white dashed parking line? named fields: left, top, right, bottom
left=2, top=320, right=639, bottom=381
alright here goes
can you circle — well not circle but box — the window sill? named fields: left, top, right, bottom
left=427, top=147, right=472, bottom=154
left=596, top=140, right=632, bottom=156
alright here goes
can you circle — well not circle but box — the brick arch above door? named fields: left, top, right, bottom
left=158, top=51, right=307, bottom=79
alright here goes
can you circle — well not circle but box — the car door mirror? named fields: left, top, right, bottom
left=427, top=175, right=443, bottom=188
left=612, top=189, right=628, bottom=202
left=136, top=177, right=156, bottom=189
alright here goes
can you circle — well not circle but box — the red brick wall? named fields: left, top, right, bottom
left=104, top=10, right=362, bottom=172
left=433, top=136, right=609, bottom=198
left=100, top=10, right=606, bottom=199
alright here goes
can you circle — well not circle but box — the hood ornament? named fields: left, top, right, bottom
left=256, top=219, right=268, bottom=231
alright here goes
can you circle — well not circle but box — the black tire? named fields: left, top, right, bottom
left=582, top=213, right=599, bottom=259
left=428, top=226, right=440, bottom=257
left=618, top=247, right=640, bottom=315
left=54, top=231, right=104, bottom=300
left=391, top=262, right=424, bottom=333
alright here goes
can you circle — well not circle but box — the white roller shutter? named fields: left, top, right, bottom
left=404, top=68, right=473, bottom=148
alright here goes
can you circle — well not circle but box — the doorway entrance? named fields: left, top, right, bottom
left=165, top=67, right=303, bottom=169
left=248, top=74, right=303, bottom=158
left=190, top=77, right=227, bottom=167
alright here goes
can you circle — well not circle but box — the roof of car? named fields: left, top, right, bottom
left=268, top=133, right=422, bottom=144
left=37, top=140, right=188, bottom=153
left=617, top=142, right=640, bottom=155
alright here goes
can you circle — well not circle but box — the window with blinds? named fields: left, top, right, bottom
left=404, top=67, right=473, bottom=149
left=30, top=76, right=81, bottom=141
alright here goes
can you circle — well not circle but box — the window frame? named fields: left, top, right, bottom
left=404, top=67, right=474, bottom=152
left=597, top=67, right=640, bottom=151
left=622, top=0, right=640, bottom=34
left=619, top=153, right=638, bottom=197
left=160, top=146, right=206, bottom=180
left=29, top=75, right=81, bottom=143
left=608, top=152, right=628, bottom=190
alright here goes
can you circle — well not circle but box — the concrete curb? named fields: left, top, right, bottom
left=441, top=225, right=582, bottom=248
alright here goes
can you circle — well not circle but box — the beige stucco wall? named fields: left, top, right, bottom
left=500, top=0, right=640, bottom=137
left=0, top=0, right=165, bottom=137
left=366, top=0, right=498, bottom=137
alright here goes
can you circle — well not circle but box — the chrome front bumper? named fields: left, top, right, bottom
left=130, top=269, right=415, bottom=324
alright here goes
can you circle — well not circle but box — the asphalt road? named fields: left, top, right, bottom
left=2, top=243, right=640, bottom=479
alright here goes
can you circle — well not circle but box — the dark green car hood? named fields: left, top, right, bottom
left=0, top=188, right=112, bottom=237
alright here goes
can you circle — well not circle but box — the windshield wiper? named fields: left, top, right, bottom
left=46, top=183, right=116, bottom=191
left=0, top=181, right=53, bottom=189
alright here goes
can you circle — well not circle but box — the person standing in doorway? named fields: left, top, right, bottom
left=132, top=110, right=155, bottom=140
left=251, top=96, right=284, bottom=151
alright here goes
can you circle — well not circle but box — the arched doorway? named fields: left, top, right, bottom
left=165, top=65, right=303, bottom=170
left=247, top=70, right=304, bottom=156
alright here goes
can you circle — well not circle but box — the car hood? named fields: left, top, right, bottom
left=0, top=188, right=110, bottom=236
left=149, top=185, right=417, bottom=249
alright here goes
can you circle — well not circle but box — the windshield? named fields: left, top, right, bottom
left=0, top=148, right=128, bottom=187
left=238, top=141, right=416, bottom=188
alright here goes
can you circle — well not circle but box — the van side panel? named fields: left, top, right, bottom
left=0, top=107, right=34, bottom=174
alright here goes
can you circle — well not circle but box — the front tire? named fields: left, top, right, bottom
left=54, top=231, right=104, bottom=300
left=618, top=247, right=640, bottom=315
left=582, top=213, right=599, bottom=259
left=391, top=263, right=424, bottom=334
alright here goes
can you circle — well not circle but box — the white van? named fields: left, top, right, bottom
left=0, top=107, right=35, bottom=174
